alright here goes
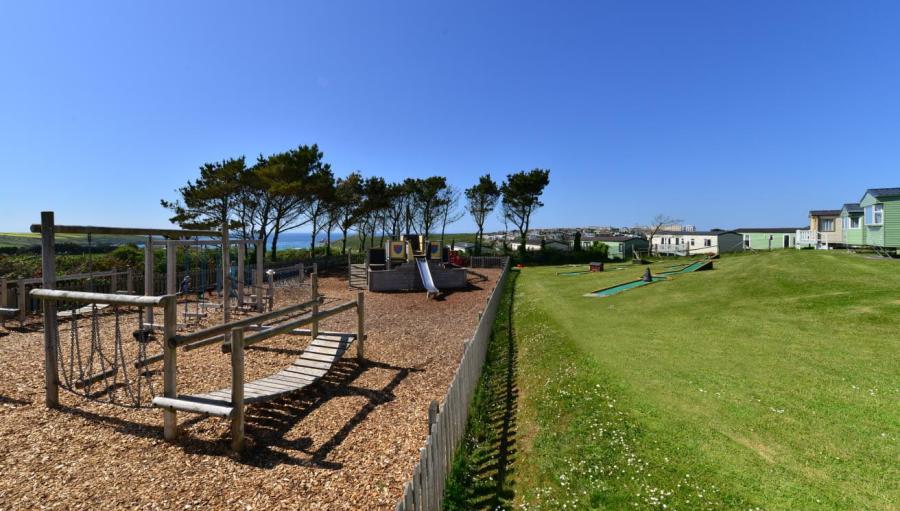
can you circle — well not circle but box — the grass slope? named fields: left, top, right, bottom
left=478, top=251, right=897, bottom=509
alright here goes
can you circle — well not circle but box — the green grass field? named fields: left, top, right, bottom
left=451, top=250, right=899, bottom=510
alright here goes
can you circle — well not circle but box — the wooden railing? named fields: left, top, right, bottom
left=157, top=271, right=365, bottom=448
left=2, top=269, right=134, bottom=323
left=394, top=257, right=509, bottom=510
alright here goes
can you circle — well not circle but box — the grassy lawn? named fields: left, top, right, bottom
left=454, top=250, right=898, bottom=510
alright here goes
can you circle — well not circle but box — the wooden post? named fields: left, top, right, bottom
left=222, top=224, right=231, bottom=323
left=110, top=268, right=118, bottom=293
left=126, top=268, right=134, bottom=294
left=310, top=272, right=319, bottom=338
left=162, top=296, right=178, bottom=440
left=237, top=242, right=245, bottom=307
left=255, top=239, right=264, bottom=311
left=17, top=278, right=26, bottom=323
left=0, top=277, right=6, bottom=308
left=40, top=212, right=59, bottom=408
left=356, top=291, right=365, bottom=360
left=166, top=240, right=176, bottom=296
left=230, top=327, right=245, bottom=452
left=144, top=235, right=154, bottom=324
left=266, top=270, right=275, bottom=312
left=298, top=262, right=304, bottom=284
left=428, top=400, right=439, bottom=428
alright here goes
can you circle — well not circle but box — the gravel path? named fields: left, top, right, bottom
left=0, top=270, right=500, bottom=510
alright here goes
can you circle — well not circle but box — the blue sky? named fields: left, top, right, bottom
left=1, top=1, right=898, bottom=232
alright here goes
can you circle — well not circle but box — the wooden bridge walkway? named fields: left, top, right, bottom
left=152, top=332, right=355, bottom=418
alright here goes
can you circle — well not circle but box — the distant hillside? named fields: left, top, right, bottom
left=0, top=233, right=144, bottom=249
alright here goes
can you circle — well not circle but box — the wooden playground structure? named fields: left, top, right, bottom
left=30, top=211, right=362, bottom=451
left=354, top=234, right=469, bottom=298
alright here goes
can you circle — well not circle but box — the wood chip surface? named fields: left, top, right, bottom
left=0, top=269, right=500, bottom=510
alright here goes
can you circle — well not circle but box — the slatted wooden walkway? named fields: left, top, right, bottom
left=152, top=332, right=355, bottom=418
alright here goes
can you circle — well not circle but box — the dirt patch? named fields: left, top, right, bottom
left=0, top=270, right=500, bottom=509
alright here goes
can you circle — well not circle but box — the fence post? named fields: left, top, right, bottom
left=110, top=268, right=118, bottom=293
left=310, top=272, right=319, bottom=338
left=127, top=268, right=134, bottom=294
left=298, top=262, right=305, bottom=284
left=0, top=277, right=6, bottom=308
left=162, top=296, right=178, bottom=440
left=231, top=327, right=245, bottom=452
left=237, top=242, right=245, bottom=307
left=40, top=211, right=59, bottom=408
left=255, top=239, right=264, bottom=311
left=356, top=291, right=365, bottom=360
left=166, top=240, right=176, bottom=298
left=144, top=235, right=154, bottom=325
left=266, top=269, right=275, bottom=311
left=428, top=400, right=439, bottom=428
left=17, top=278, right=26, bottom=324
left=222, top=224, right=231, bottom=323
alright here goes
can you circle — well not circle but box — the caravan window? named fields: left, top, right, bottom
left=865, top=205, right=883, bottom=225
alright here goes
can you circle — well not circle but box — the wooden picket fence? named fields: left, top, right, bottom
left=394, top=257, right=510, bottom=510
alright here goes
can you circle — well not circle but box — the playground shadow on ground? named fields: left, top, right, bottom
left=56, top=358, right=420, bottom=470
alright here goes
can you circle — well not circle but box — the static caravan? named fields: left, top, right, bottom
left=839, top=203, right=866, bottom=247
left=736, top=228, right=804, bottom=250
left=581, top=235, right=649, bottom=260
left=796, top=210, right=842, bottom=249
left=859, top=187, right=900, bottom=251
left=651, top=230, right=743, bottom=256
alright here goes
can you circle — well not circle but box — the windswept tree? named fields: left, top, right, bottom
left=384, top=181, right=408, bottom=239
left=501, top=168, right=551, bottom=255
left=646, top=214, right=682, bottom=256
left=161, top=156, right=247, bottom=230
left=465, top=174, right=501, bottom=255
left=355, top=176, right=389, bottom=250
left=401, top=178, right=419, bottom=234
left=258, top=144, right=328, bottom=260
left=333, top=172, right=364, bottom=254
left=437, top=185, right=463, bottom=246
left=234, top=157, right=277, bottom=249
left=303, top=167, right=335, bottom=257
left=412, top=176, right=448, bottom=239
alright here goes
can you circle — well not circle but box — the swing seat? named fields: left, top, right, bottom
left=58, top=303, right=109, bottom=319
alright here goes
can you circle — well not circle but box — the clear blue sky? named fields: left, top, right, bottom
left=2, top=1, right=899, bottom=232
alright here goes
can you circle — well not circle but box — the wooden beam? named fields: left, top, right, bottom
left=30, top=224, right=221, bottom=237
left=171, top=297, right=321, bottom=348
left=222, top=300, right=357, bottom=353
left=30, top=289, right=170, bottom=306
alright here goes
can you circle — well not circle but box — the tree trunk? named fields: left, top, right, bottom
left=310, top=215, right=318, bottom=259
left=271, top=230, right=280, bottom=262
left=325, top=225, right=332, bottom=256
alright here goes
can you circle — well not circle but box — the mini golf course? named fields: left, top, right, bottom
left=589, top=259, right=713, bottom=297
